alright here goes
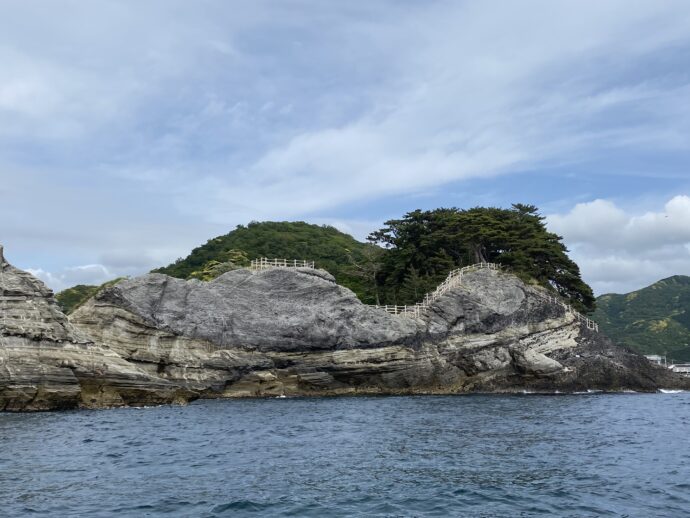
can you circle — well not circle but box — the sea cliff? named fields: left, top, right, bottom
left=2, top=250, right=688, bottom=411
left=0, top=248, right=192, bottom=410
left=70, top=262, right=690, bottom=399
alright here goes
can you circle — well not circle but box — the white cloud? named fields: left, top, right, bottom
left=547, top=195, right=690, bottom=294
left=162, top=1, right=690, bottom=223
left=3, top=1, right=690, bottom=291
left=27, top=264, right=114, bottom=293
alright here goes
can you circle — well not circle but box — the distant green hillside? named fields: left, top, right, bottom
left=153, top=221, right=380, bottom=303
left=56, top=278, right=125, bottom=314
left=594, top=276, right=690, bottom=362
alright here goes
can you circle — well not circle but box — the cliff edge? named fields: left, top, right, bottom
left=0, top=246, right=193, bottom=411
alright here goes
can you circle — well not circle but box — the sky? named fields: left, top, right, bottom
left=1, top=0, right=689, bottom=295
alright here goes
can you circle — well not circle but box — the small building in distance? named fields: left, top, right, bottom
left=669, top=363, right=690, bottom=377
left=645, top=355, right=667, bottom=367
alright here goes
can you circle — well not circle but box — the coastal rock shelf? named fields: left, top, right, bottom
left=2, top=246, right=688, bottom=411
left=70, top=260, right=689, bottom=401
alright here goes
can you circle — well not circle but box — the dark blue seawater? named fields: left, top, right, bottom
left=1, top=394, right=690, bottom=517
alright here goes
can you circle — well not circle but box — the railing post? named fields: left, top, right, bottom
left=365, top=261, right=598, bottom=330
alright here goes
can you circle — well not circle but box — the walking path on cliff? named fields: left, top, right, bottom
left=249, top=257, right=599, bottom=331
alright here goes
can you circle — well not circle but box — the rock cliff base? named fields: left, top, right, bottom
left=67, top=266, right=690, bottom=401
left=0, top=253, right=193, bottom=411
left=3, top=249, right=688, bottom=412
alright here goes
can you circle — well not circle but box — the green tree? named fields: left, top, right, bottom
left=369, top=205, right=595, bottom=312
left=154, top=221, right=380, bottom=303
left=399, top=266, right=435, bottom=303
left=344, top=245, right=385, bottom=305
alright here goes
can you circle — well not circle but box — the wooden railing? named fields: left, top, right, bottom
left=370, top=262, right=500, bottom=318
left=370, top=262, right=599, bottom=331
left=541, top=294, right=599, bottom=331
left=250, top=258, right=315, bottom=271
left=249, top=257, right=598, bottom=332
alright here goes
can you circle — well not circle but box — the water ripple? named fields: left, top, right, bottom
left=1, top=394, right=689, bottom=516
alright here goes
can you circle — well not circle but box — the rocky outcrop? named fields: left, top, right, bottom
left=0, top=247, right=193, bottom=411
left=69, top=268, right=421, bottom=397
left=68, top=264, right=690, bottom=399
left=3, top=240, right=686, bottom=412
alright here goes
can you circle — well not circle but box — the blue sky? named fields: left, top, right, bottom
left=1, top=0, right=689, bottom=294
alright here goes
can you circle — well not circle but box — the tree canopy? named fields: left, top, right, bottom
left=58, top=209, right=595, bottom=314
left=368, top=205, right=595, bottom=312
left=153, top=221, right=380, bottom=303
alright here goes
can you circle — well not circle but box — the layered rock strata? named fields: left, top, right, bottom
left=0, top=247, right=193, bottom=411
left=68, top=264, right=690, bottom=398
left=4, top=241, right=686, bottom=412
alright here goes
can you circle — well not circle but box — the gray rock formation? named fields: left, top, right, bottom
left=3, top=241, right=686, bottom=412
left=0, top=247, right=193, bottom=411
left=67, top=264, right=690, bottom=399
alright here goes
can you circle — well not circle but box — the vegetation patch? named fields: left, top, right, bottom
left=56, top=278, right=126, bottom=314
left=594, top=275, right=690, bottom=361
left=154, top=205, right=594, bottom=311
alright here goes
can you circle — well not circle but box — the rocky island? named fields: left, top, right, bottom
left=2, top=244, right=687, bottom=411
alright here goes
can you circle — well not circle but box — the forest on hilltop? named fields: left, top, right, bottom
left=152, top=206, right=594, bottom=311
left=369, top=204, right=594, bottom=311
left=153, top=221, right=380, bottom=302
left=58, top=205, right=595, bottom=314
left=56, top=278, right=125, bottom=314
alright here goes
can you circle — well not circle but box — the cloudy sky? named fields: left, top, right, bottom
left=1, top=0, right=689, bottom=295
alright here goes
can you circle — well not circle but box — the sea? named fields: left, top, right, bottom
left=1, top=393, right=689, bottom=517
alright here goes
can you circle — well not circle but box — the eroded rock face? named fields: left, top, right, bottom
left=70, top=268, right=422, bottom=397
left=0, top=249, right=193, bottom=411
left=69, top=266, right=690, bottom=399
left=84, top=268, right=419, bottom=352
left=4, top=240, right=686, bottom=412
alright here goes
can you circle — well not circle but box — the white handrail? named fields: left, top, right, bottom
left=369, top=262, right=599, bottom=332
left=250, top=258, right=316, bottom=271
left=539, top=294, right=598, bottom=331
left=369, top=262, right=500, bottom=318
left=249, top=257, right=598, bottom=332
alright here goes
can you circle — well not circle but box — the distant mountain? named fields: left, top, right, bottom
left=153, top=221, right=379, bottom=303
left=594, top=276, right=690, bottom=362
